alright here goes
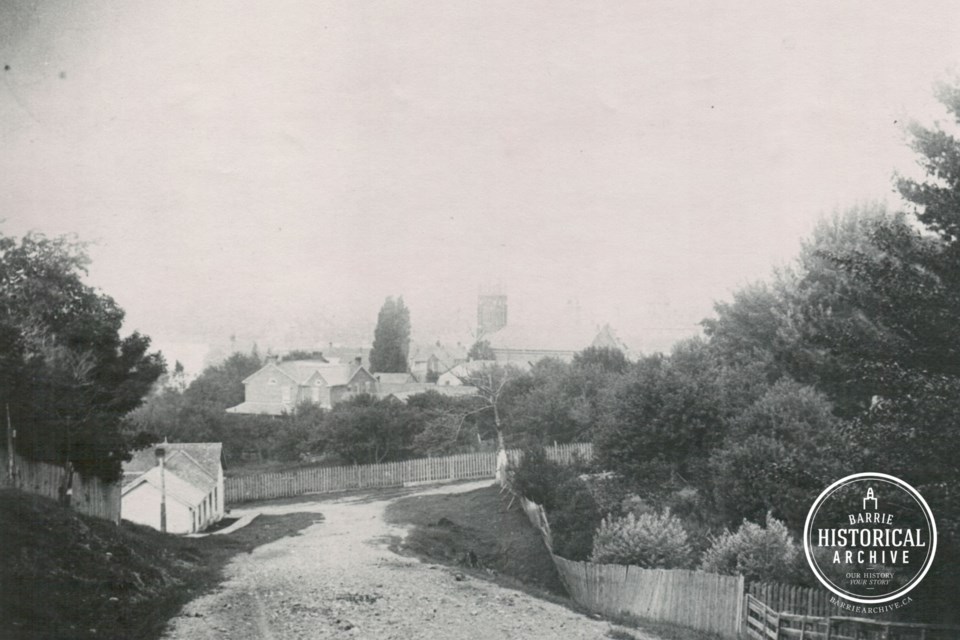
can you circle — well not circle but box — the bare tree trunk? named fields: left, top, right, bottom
left=494, top=403, right=508, bottom=485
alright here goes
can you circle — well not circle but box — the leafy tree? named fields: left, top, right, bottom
left=407, top=392, right=485, bottom=456
left=467, top=339, right=494, bottom=360
left=370, top=296, right=411, bottom=373
left=124, top=349, right=266, bottom=463
left=0, top=232, right=164, bottom=481
left=594, top=339, right=728, bottom=497
left=708, top=379, right=852, bottom=529
left=183, top=351, right=262, bottom=409
left=572, top=346, right=629, bottom=374
left=321, top=394, right=420, bottom=464
left=507, top=358, right=610, bottom=445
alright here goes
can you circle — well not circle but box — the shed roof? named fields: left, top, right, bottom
left=123, top=442, right=223, bottom=485
left=122, top=466, right=208, bottom=508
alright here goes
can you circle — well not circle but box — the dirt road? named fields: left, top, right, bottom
left=161, top=480, right=653, bottom=639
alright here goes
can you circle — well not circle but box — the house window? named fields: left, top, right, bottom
left=269, top=378, right=277, bottom=385
left=281, top=387, right=291, bottom=403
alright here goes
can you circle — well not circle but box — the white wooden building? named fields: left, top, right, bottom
left=121, top=442, right=224, bottom=534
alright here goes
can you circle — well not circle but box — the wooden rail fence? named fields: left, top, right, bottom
left=225, top=442, right=593, bottom=504
left=0, top=447, right=121, bottom=523
left=749, top=581, right=834, bottom=618
left=745, top=594, right=960, bottom=640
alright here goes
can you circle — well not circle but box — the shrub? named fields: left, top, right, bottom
left=590, top=510, right=692, bottom=568
left=579, top=473, right=629, bottom=518
left=699, top=513, right=801, bottom=582
left=510, top=446, right=601, bottom=560
left=549, top=476, right=602, bottom=561
left=510, top=446, right=569, bottom=510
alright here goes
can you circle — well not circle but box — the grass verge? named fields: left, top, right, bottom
left=384, top=484, right=726, bottom=640
left=384, top=484, right=567, bottom=597
left=0, top=489, right=319, bottom=640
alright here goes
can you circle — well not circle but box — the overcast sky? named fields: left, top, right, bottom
left=2, top=1, right=959, bottom=371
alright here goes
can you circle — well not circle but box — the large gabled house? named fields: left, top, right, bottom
left=226, top=356, right=378, bottom=415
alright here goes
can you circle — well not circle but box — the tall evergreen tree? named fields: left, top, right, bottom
left=369, top=296, right=411, bottom=373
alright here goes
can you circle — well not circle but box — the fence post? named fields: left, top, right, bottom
left=736, top=574, right=744, bottom=636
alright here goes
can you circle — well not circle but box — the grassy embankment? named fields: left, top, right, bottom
left=0, top=489, right=318, bottom=640
left=385, top=484, right=724, bottom=640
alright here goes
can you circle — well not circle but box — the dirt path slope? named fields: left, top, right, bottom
left=161, top=480, right=655, bottom=640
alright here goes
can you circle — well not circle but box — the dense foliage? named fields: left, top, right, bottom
left=699, top=514, right=803, bottom=583
left=591, top=510, right=692, bottom=569
left=500, top=85, right=960, bottom=623
left=0, top=232, right=164, bottom=481
left=510, top=446, right=600, bottom=561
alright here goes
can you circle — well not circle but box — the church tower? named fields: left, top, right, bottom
left=477, top=291, right=507, bottom=337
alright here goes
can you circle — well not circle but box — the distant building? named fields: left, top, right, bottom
left=475, top=292, right=631, bottom=365
left=226, top=356, right=377, bottom=415
left=477, top=293, right=508, bottom=336
left=225, top=356, right=477, bottom=413
left=437, top=360, right=499, bottom=386
left=121, top=442, right=225, bottom=535
left=408, top=340, right=468, bottom=381
left=485, top=322, right=631, bottom=364
left=379, top=383, right=479, bottom=403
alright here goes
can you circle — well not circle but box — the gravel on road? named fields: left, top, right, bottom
left=161, top=480, right=657, bottom=640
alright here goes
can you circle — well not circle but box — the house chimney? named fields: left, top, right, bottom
left=266, top=354, right=279, bottom=365
left=354, top=356, right=362, bottom=367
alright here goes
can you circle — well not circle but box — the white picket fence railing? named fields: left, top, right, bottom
left=225, top=442, right=593, bottom=504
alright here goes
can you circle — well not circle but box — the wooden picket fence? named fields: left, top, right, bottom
left=517, top=494, right=743, bottom=638
left=0, top=447, right=121, bottom=523
left=225, top=442, right=593, bottom=504
left=556, top=557, right=744, bottom=638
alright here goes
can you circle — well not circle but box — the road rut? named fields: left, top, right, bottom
left=161, top=480, right=655, bottom=640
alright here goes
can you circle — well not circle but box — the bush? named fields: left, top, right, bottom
left=549, top=476, right=601, bottom=561
left=510, top=446, right=569, bottom=510
left=590, top=510, right=692, bottom=569
left=510, top=446, right=601, bottom=560
left=699, top=513, right=801, bottom=582
left=580, top=473, right=635, bottom=519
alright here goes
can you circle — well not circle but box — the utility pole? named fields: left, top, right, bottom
left=5, top=404, right=14, bottom=482
left=156, top=443, right=167, bottom=533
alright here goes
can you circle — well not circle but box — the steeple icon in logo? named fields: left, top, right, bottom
left=863, top=487, right=878, bottom=510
